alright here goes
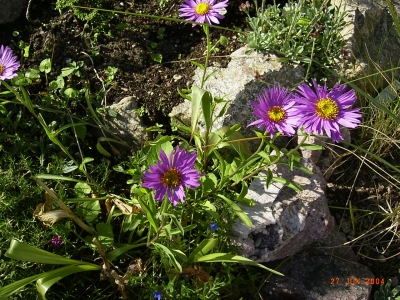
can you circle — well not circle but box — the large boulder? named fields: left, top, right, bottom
left=169, top=46, right=305, bottom=144
left=231, top=156, right=335, bottom=262
left=333, top=0, right=400, bottom=85
left=0, top=0, right=28, bottom=24
left=260, top=232, right=374, bottom=300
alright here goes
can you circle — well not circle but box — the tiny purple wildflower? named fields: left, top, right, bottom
left=247, top=84, right=301, bottom=138
left=51, top=236, right=64, bottom=247
left=142, top=146, right=203, bottom=206
left=292, top=79, right=362, bottom=143
left=210, top=223, right=218, bottom=232
left=153, top=291, right=162, bottom=300
left=0, top=45, right=20, bottom=81
left=179, top=0, right=229, bottom=26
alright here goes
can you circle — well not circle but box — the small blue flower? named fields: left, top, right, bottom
left=153, top=291, right=162, bottom=300
left=210, top=223, right=218, bottom=232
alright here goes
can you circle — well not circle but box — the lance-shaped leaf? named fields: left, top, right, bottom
left=5, top=239, right=99, bottom=267
left=194, top=253, right=283, bottom=275
left=36, top=265, right=101, bottom=299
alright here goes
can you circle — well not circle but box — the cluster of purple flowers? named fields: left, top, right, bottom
left=141, top=80, right=361, bottom=206
left=247, top=80, right=362, bottom=143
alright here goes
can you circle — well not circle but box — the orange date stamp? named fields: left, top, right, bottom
left=330, top=277, right=385, bottom=285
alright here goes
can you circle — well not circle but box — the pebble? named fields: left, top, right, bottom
left=173, top=74, right=182, bottom=82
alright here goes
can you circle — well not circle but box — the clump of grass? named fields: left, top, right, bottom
left=239, top=0, right=347, bottom=79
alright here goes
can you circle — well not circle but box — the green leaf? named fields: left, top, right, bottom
left=96, top=142, right=111, bottom=157
left=163, top=223, right=172, bottom=239
left=107, top=108, right=118, bottom=117
left=61, top=67, right=75, bottom=77
left=158, top=224, right=197, bottom=238
left=194, top=253, right=283, bottom=275
left=217, top=194, right=252, bottom=227
left=36, top=265, right=101, bottom=299
left=96, top=222, right=114, bottom=248
left=188, top=239, right=218, bottom=263
left=200, top=89, right=213, bottom=133
left=75, top=123, right=86, bottom=140
left=153, top=243, right=182, bottom=273
left=63, top=165, right=78, bottom=173
left=200, top=173, right=218, bottom=193
left=35, top=174, right=88, bottom=183
left=39, top=58, right=52, bottom=74
left=162, top=213, right=185, bottom=236
left=136, top=195, right=158, bottom=232
left=25, top=68, right=41, bottom=79
left=64, top=87, right=78, bottom=98
left=300, top=143, right=324, bottom=150
left=77, top=200, right=100, bottom=223
left=12, top=75, right=32, bottom=86
left=236, top=182, right=255, bottom=206
left=146, top=139, right=173, bottom=166
left=0, top=272, right=44, bottom=298
left=219, top=35, right=228, bottom=46
left=79, top=157, right=94, bottom=171
left=151, top=53, right=163, bottom=63
left=272, top=177, right=302, bottom=192
left=115, top=23, right=128, bottom=30
left=74, top=182, right=92, bottom=196
left=49, top=76, right=65, bottom=90
left=190, top=86, right=204, bottom=138
left=5, top=239, right=98, bottom=266
left=107, top=243, right=148, bottom=262
left=190, top=60, right=205, bottom=70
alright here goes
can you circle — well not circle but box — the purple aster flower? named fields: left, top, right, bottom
left=0, top=45, right=20, bottom=81
left=292, top=79, right=362, bottom=143
left=51, top=236, right=64, bottom=247
left=247, top=84, right=302, bottom=138
left=179, top=0, right=229, bottom=26
left=153, top=291, right=162, bottom=300
left=210, top=223, right=218, bottom=232
left=142, top=146, right=203, bottom=206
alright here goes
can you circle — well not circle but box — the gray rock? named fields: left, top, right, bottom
left=261, top=238, right=374, bottom=300
left=107, top=96, right=148, bottom=149
left=0, top=0, right=28, bottom=24
left=231, top=156, right=335, bottom=262
left=170, top=46, right=305, bottom=149
left=333, top=0, right=400, bottom=85
left=298, top=127, right=351, bottom=180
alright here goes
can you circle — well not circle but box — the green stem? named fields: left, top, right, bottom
left=200, top=24, right=211, bottom=89
left=305, top=37, right=316, bottom=81
left=146, top=199, right=170, bottom=247
left=228, top=134, right=309, bottom=188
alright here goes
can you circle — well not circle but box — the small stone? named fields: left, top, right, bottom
left=173, top=74, right=182, bottom=82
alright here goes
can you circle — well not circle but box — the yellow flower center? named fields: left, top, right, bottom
left=195, top=3, right=211, bottom=15
left=161, top=167, right=181, bottom=187
left=315, top=97, right=339, bottom=120
left=268, top=106, right=286, bottom=123
left=0, top=64, right=4, bottom=75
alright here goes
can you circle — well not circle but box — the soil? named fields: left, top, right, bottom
left=1, top=0, right=400, bottom=299
left=0, top=0, right=248, bottom=130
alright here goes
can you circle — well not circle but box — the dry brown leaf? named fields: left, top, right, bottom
left=112, top=197, right=145, bottom=215
left=34, top=209, right=75, bottom=225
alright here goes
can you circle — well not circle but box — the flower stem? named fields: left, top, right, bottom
left=200, top=24, right=211, bottom=89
